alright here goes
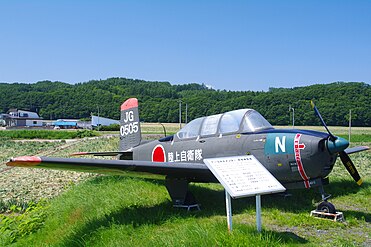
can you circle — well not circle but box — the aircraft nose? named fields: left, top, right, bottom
left=326, top=136, right=349, bottom=154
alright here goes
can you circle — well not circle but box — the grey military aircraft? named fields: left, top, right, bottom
left=7, top=98, right=369, bottom=213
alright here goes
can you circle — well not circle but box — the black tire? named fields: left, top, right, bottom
left=317, top=201, right=336, bottom=214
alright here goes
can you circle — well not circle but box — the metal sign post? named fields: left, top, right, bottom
left=225, top=190, right=233, bottom=232
left=256, top=194, right=262, bottom=232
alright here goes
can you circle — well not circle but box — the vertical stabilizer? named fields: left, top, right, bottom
left=119, top=98, right=142, bottom=151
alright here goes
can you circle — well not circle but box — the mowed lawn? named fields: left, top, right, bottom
left=0, top=126, right=370, bottom=246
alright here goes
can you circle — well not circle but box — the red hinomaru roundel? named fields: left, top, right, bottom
left=152, top=144, right=166, bottom=162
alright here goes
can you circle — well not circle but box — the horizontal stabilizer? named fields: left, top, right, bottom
left=71, top=151, right=131, bottom=157
left=344, top=146, right=370, bottom=155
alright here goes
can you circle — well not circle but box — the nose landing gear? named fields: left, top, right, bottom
left=310, top=184, right=343, bottom=222
left=317, top=186, right=336, bottom=214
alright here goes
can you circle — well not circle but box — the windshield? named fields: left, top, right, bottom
left=176, top=117, right=204, bottom=139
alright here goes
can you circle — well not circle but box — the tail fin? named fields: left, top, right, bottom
left=119, top=98, right=142, bottom=151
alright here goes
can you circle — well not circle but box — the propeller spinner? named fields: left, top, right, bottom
left=311, top=101, right=363, bottom=186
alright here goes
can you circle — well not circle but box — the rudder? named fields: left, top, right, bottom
left=119, top=98, right=141, bottom=151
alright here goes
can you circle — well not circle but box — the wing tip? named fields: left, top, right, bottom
left=6, top=156, right=42, bottom=167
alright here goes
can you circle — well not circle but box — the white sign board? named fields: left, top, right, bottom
left=204, top=155, right=285, bottom=198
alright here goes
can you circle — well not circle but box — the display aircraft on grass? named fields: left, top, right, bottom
left=7, top=98, right=369, bottom=213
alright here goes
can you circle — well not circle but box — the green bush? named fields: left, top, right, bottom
left=75, top=130, right=99, bottom=138
left=0, top=199, right=29, bottom=214
left=0, top=130, right=99, bottom=140
left=96, top=124, right=120, bottom=131
left=0, top=200, right=49, bottom=245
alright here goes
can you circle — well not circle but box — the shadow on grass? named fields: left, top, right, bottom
left=84, top=175, right=369, bottom=216
left=61, top=200, right=308, bottom=246
left=325, top=180, right=370, bottom=198
left=53, top=176, right=369, bottom=246
left=55, top=177, right=301, bottom=246
left=271, top=231, right=308, bottom=244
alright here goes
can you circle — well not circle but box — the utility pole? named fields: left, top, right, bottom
left=185, top=103, right=188, bottom=124
left=179, top=100, right=182, bottom=129
left=97, top=106, right=100, bottom=131
left=349, top=109, right=352, bottom=143
left=289, top=105, right=295, bottom=129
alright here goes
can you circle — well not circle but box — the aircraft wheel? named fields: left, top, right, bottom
left=317, top=201, right=336, bottom=214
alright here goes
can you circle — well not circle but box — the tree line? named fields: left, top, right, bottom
left=0, top=78, right=369, bottom=126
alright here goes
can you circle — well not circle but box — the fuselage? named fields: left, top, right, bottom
left=116, top=103, right=343, bottom=190
left=131, top=128, right=337, bottom=189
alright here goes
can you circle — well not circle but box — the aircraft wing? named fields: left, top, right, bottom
left=344, top=146, right=370, bottom=155
left=6, top=156, right=212, bottom=179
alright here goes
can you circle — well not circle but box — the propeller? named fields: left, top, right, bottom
left=311, top=100, right=363, bottom=186
left=310, top=101, right=337, bottom=141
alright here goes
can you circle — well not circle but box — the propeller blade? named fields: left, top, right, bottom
left=310, top=101, right=362, bottom=186
left=339, top=151, right=363, bottom=186
left=310, top=100, right=337, bottom=141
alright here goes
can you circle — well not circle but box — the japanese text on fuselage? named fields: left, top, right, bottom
left=167, top=149, right=203, bottom=162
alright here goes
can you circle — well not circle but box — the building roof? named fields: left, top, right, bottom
left=53, top=120, right=77, bottom=126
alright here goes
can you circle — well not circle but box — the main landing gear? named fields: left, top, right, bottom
left=165, top=177, right=201, bottom=211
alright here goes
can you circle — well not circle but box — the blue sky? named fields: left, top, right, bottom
left=1, top=1, right=370, bottom=91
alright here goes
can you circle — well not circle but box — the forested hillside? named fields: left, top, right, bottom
left=0, top=78, right=370, bottom=126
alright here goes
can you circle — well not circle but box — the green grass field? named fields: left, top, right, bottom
left=0, top=129, right=99, bottom=140
left=0, top=127, right=370, bottom=246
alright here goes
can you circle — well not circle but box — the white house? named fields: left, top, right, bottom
left=6, top=109, right=43, bottom=127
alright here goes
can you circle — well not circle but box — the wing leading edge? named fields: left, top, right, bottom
left=6, top=156, right=212, bottom=179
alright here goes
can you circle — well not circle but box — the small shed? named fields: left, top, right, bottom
left=53, top=119, right=78, bottom=129
left=91, top=115, right=119, bottom=127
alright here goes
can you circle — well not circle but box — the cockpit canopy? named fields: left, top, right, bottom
left=176, top=109, right=273, bottom=140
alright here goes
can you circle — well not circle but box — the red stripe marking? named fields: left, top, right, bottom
left=294, top=134, right=310, bottom=188
left=121, top=98, right=138, bottom=111
left=6, top=156, right=42, bottom=167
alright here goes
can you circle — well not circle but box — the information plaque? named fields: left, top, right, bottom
left=204, top=155, right=285, bottom=198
